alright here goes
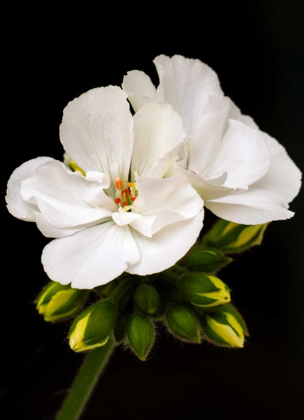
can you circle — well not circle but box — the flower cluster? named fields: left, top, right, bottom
left=6, top=54, right=301, bottom=291
left=6, top=55, right=301, bottom=358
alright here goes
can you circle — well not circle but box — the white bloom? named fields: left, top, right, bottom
left=123, top=55, right=301, bottom=224
left=6, top=86, right=204, bottom=289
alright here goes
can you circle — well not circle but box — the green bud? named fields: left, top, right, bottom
left=165, top=304, right=201, bottom=343
left=183, top=249, right=232, bottom=273
left=36, top=282, right=87, bottom=323
left=202, top=304, right=248, bottom=348
left=113, top=310, right=132, bottom=345
left=204, top=219, right=268, bottom=253
left=69, top=299, right=117, bottom=353
left=179, top=272, right=230, bottom=308
left=135, top=285, right=160, bottom=314
left=127, top=314, right=155, bottom=361
left=64, top=153, right=86, bottom=176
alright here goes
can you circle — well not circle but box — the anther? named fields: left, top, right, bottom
left=115, top=178, right=123, bottom=191
left=115, top=198, right=121, bottom=204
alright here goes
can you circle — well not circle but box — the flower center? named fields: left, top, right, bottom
left=114, top=177, right=138, bottom=212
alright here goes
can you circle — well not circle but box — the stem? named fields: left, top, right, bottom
left=56, top=339, right=116, bottom=420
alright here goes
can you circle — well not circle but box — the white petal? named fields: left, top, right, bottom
left=112, top=211, right=142, bottom=227
left=134, top=175, right=203, bottom=217
left=85, top=171, right=111, bottom=187
left=205, top=120, right=270, bottom=188
left=150, top=142, right=185, bottom=179
left=6, top=157, right=53, bottom=221
left=122, top=70, right=156, bottom=112
left=188, top=95, right=231, bottom=176
left=130, top=175, right=204, bottom=237
left=130, top=212, right=185, bottom=238
left=60, top=86, right=134, bottom=196
left=132, top=102, right=186, bottom=178
left=42, top=222, right=140, bottom=289
left=206, top=188, right=294, bottom=224
left=228, top=99, right=259, bottom=129
left=21, top=160, right=116, bottom=228
left=33, top=211, right=97, bottom=239
left=127, top=211, right=204, bottom=275
left=253, top=133, right=302, bottom=203
left=153, top=54, right=223, bottom=133
left=181, top=170, right=238, bottom=201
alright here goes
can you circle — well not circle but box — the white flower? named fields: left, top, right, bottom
left=123, top=55, right=301, bottom=224
left=6, top=86, right=204, bottom=289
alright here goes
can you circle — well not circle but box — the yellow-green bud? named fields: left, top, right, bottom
left=135, top=285, right=160, bottom=314
left=179, top=273, right=230, bottom=308
left=183, top=249, right=232, bottom=273
left=63, top=153, right=86, bottom=176
left=36, top=282, right=88, bottom=323
left=127, top=314, right=155, bottom=361
left=204, top=219, right=268, bottom=253
left=165, top=304, right=201, bottom=343
left=69, top=300, right=117, bottom=353
left=202, top=304, right=249, bottom=348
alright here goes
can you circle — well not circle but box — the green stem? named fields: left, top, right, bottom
left=56, top=339, right=116, bottom=420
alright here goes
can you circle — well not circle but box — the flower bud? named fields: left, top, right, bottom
left=165, top=304, right=201, bottom=343
left=202, top=304, right=248, bottom=348
left=182, top=249, right=232, bottom=273
left=127, top=314, right=155, bottom=361
left=113, top=310, right=132, bottom=345
left=69, top=300, right=117, bottom=352
left=63, top=153, right=86, bottom=176
left=135, top=285, right=160, bottom=314
left=204, top=219, right=267, bottom=253
left=179, top=273, right=230, bottom=308
left=36, top=282, right=87, bottom=323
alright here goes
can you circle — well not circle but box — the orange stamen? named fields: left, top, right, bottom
left=115, top=178, right=123, bottom=190
left=122, top=201, right=127, bottom=206
left=131, top=197, right=136, bottom=202
left=115, top=198, right=121, bottom=204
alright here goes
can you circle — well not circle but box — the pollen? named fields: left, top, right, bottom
left=115, top=198, right=121, bottom=204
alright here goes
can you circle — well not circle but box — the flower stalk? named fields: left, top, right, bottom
left=56, top=339, right=116, bottom=420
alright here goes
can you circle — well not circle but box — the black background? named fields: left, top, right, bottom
left=2, top=1, right=304, bottom=419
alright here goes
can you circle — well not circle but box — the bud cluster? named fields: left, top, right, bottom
left=35, top=220, right=266, bottom=359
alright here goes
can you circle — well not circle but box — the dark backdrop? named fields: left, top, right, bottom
left=2, top=1, right=304, bottom=419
